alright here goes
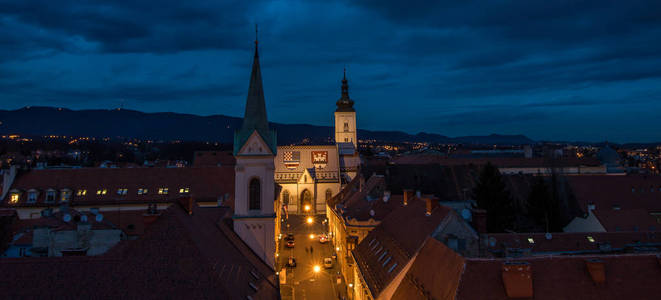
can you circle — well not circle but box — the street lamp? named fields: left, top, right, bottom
left=306, top=216, right=314, bottom=224
left=304, top=204, right=311, bottom=212
left=313, top=265, right=321, bottom=273
left=309, top=233, right=315, bottom=240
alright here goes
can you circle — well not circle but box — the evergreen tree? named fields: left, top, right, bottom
left=473, top=162, right=514, bottom=232
left=527, top=175, right=552, bottom=231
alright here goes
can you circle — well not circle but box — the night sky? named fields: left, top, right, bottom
left=2, top=1, right=661, bottom=142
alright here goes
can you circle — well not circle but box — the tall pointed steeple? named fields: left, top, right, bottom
left=234, top=27, right=277, bottom=155
left=336, top=68, right=355, bottom=112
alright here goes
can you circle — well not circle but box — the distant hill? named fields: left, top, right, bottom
left=0, top=107, right=534, bottom=145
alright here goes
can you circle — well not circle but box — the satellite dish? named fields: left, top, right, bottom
left=95, top=214, right=104, bottom=222
left=81, top=215, right=88, bottom=222
left=488, top=236, right=497, bottom=247
left=545, top=232, right=553, bottom=240
left=461, top=209, right=472, bottom=221
left=63, top=214, right=72, bottom=222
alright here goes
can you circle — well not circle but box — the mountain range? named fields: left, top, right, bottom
left=0, top=107, right=534, bottom=145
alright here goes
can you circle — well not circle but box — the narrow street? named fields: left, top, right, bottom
left=278, top=214, right=348, bottom=300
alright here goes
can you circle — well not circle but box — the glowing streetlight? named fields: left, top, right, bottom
left=304, top=204, right=311, bottom=212
left=306, top=216, right=313, bottom=224
left=348, top=283, right=354, bottom=288
left=313, top=265, right=321, bottom=273
left=336, top=247, right=340, bottom=251
left=309, top=233, right=315, bottom=240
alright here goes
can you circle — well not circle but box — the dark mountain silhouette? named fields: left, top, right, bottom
left=0, top=107, right=534, bottom=145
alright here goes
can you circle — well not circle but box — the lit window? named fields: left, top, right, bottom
left=179, top=187, right=190, bottom=194
left=587, top=236, right=595, bottom=243
left=527, top=237, right=535, bottom=244
left=9, top=193, right=19, bottom=204
left=158, top=188, right=169, bottom=195
left=27, top=192, right=37, bottom=203
left=138, top=188, right=148, bottom=195
left=96, top=189, right=107, bottom=195
left=60, top=190, right=71, bottom=202
left=117, top=188, right=128, bottom=195
left=77, top=189, right=87, bottom=196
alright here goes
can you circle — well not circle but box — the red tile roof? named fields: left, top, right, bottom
left=568, top=175, right=661, bottom=231
left=393, top=237, right=661, bottom=300
left=193, top=150, right=236, bottom=167
left=485, top=231, right=661, bottom=256
left=393, top=154, right=602, bottom=168
left=0, top=204, right=279, bottom=299
left=353, top=197, right=452, bottom=297
left=2, top=166, right=233, bottom=206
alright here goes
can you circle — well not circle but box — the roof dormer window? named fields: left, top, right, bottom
left=179, top=187, right=190, bottom=194
left=117, top=188, right=128, bottom=195
left=158, top=188, right=168, bottom=195
left=27, top=190, right=38, bottom=203
left=45, top=190, right=56, bottom=203
left=9, top=192, right=20, bottom=204
left=76, top=189, right=87, bottom=196
left=60, top=189, right=72, bottom=202
left=96, top=189, right=107, bottom=195
left=138, top=188, right=148, bottom=195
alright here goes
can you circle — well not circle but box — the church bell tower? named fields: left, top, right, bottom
left=233, top=30, right=277, bottom=268
left=334, top=69, right=357, bottom=149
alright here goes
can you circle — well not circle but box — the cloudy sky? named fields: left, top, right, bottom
left=1, top=1, right=661, bottom=142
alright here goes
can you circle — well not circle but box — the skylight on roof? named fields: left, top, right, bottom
left=527, top=237, right=534, bottom=244
left=388, top=262, right=397, bottom=273
left=587, top=236, right=595, bottom=243
left=382, top=256, right=392, bottom=267
left=378, top=250, right=388, bottom=261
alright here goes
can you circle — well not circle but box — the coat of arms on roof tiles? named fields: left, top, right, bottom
left=312, top=151, right=328, bottom=169
left=283, top=151, right=300, bottom=169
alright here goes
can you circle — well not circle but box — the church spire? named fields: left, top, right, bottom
left=336, top=68, right=355, bottom=112
left=234, top=27, right=276, bottom=155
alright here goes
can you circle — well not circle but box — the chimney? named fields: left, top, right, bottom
left=502, top=262, right=533, bottom=298
left=424, top=197, right=439, bottom=216
left=472, top=209, right=488, bottom=234
left=403, top=189, right=414, bottom=206
left=383, top=190, right=391, bottom=203
left=585, top=259, right=606, bottom=285
left=178, top=197, right=194, bottom=215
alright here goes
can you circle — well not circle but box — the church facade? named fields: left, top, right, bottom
left=232, top=37, right=360, bottom=267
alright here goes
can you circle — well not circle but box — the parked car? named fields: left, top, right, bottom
left=286, top=240, right=295, bottom=248
left=323, top=257, right=333, bottom=269
left=288, top=257, right=297, bottom=267
left=285, top=233, right=295, bottom=241
left=318, top=234, right=328, bottom=244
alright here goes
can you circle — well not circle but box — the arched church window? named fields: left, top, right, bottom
left=325, top=189, right=332, bottom=202
left=249, top=178, right=261, bottom=210
left=344, top=122, right=349, bottom=132
left=283, top=190, right=290, bottom=205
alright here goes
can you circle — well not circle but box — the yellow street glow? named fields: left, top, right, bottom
left=309, top=233, right=315, bottom=239
left=313, top=265, right=321, bottom=273
left=336, top=247, right=340, bottom=251
left=304, top=205, right=311, bottom=211
left=306, top=216, right=313, bottom=224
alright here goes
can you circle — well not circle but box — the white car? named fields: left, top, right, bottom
left=323, top=257, right=333, bottom=269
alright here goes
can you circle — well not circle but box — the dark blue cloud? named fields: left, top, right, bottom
left=1, top=0, right=661, bottom=142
